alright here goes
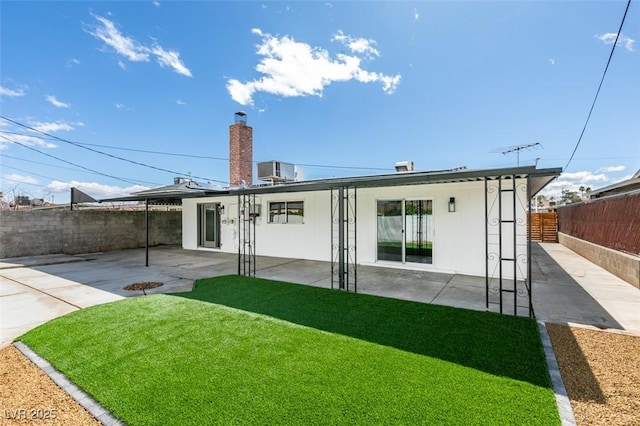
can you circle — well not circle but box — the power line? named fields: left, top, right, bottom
left=0, top=116, right=229, bottom=184
left=0, top=128, right=392, bottom=172
left=0, top=153, right=163, bottom=186
left=2, top=163, right=66, bottom=182
left=0, top=135, right=141, bottom=186
left=564, top=0, right=632, bottom=171
left=0, top=176, right=52, bottom=190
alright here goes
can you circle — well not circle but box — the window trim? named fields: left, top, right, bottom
left=268, top=200, right=304, bottom=224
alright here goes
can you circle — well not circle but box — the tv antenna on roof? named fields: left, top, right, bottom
left=490, top=142, right=542, bottom=166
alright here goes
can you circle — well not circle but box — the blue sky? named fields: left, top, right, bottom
left=1, top=1, right=638, bottom=204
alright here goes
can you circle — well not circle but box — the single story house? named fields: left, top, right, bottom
left=103, top=112, right=561, bottom=316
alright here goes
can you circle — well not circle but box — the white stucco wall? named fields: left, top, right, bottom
left=182, top=179, right=528, bottom=277
left=356, top=182, right=486, bottom=275
left=182, top=191, right=331, bottom=261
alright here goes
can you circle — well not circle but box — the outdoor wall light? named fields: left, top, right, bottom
left=219, top=205, right=225, bottom=214
left=448, top=197, right=456, bottom=213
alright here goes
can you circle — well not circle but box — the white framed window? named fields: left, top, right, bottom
left=268, top=201, right=304, bottom=224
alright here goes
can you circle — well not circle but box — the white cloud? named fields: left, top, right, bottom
left=46, top=95, right=71, bottom=108
left=46, top=180, right=149, bottom=198
left=0, top=132, right=57, bottom=149
left=549, top=58, right=555, bottom=65
left=540, top=169, right=613, bottom=199
left=88, top=15, right=150, bottom=61
left=150, top=45, right=192, bottom=77
left=595, top=32, right=635, bottom=52
left=597, top=165, right=626, bottom=173
left=31, top=120, right=82, bottom=133
left=176, top=99, right=186, bottom=105
left=115, top=103, right=125, bottom=109
left=3, top=174, right=39, bottom=185
left=87, top=15, right=192, bottom=76
left=66, top=58, right=80, bottom=67
left=227, top=29, right=401, bottom=106
left=0, top=86, right=25, bottom=97
left=332, top=30, right=380, bottom=57
left=558, top=171, right=609, bottom=183
left=153, top=1, right=161, bottom=6
left=414, top=8, right=420, bottom=20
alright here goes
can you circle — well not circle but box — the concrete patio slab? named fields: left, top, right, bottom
left=0, top=267, right=124, bottom=348
left=2, top=242, right=639, bottom=349
left=0, top=254, right=84, bottom=270
left=1, top=288, right=77, bottom=347
left=0, top=277, right=26, bottom=296
left=538, top=243, right=640, bottom=332
left=0, top=268, right=84, bottom=291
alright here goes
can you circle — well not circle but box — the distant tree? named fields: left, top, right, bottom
left=561, top=189, right=581, bottom=204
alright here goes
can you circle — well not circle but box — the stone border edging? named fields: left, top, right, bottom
left=13, top=341, right=126, bottom=426
left=537, top=321, right=576, bottom=426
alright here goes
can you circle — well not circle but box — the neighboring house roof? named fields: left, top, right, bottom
left=101, top=180, right=227, bottom=205
left=100, top=165, right=561, bottom=204
left=589, top=169, right=640, bottom=199
left=131, top=179, right=224, bottom=196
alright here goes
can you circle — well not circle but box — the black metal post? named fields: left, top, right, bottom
left=498, top=178, right=503, bottom=313
left=338, top=186, right=345, bottom=290
left=252, top=193, right=256, bottom=276
left=145, top=198, right=149, bottom=267
left=484, top=178, right=489, bottom=309
left=527, top=176, right=533, bottom=318
left=512, top=176, right=517, bottom=315
left=237, top=194, right=241, bottom=276
left=353, top=187, right=357, bottom=293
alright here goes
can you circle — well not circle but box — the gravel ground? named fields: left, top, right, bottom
left=1, top=324, right=638, bottom=425
left=0, top=345, right=100, bottom=425
left=546, top=323, right=640, bottom=426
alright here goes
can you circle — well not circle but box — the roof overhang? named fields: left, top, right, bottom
left=99, top=165, right=562, bottom=203
left=589, top=177, right=640, bottom=199
left=99, top=189, right=230, bottom=205
left=233, top=165, right=562, bottom=198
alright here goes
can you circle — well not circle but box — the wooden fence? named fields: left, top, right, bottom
left=528, top=212, right=558, bottom=242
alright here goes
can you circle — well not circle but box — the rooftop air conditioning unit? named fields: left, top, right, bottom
left=257, top=161, right=296, bottom=183
left=395, top=161, right=415, bottom=172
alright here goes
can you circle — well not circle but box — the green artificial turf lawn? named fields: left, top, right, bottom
left=19, top=276, right=559, bottom=425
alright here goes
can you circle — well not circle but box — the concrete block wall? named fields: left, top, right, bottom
left=559, top=232, right=640, bottom=289
left=0, top=211, right=181, bottom=258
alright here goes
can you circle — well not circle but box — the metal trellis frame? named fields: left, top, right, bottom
left=238, top=193, right=256, bottom=277
left=331, top=186, right=357, bottom=291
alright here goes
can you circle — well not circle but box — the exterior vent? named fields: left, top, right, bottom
left=257, top=161, right=296, bottom=183
left=395, top=161, right=415, bottom=172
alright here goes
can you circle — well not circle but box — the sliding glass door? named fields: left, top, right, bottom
left=377, top=200, right=403, bottom=261
left=405, top=200, right=433, bottom=264
left=377, top=199, right=433, bottom=264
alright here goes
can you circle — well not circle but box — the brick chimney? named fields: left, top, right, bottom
left=229, top=111, right=253, bottom=187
